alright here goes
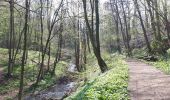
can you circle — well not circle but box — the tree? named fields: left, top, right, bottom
left=35, top=0, right=64, bottom=86
left=110, top=0, right=121, bottom=53
left=162, top=0, right=170, bottom=40
left=18, top=0, right=29, bottom=99
left=82, top=0, right=108, bottom=73
left=154, top=0, right=162, bottom=41
left=120, top=0, right=132, bottom=56
left=133, top=0, right=151, bottom=53
left=7, top=0, right=15, bottom=77
left=146, top=0, right=157, bottom=40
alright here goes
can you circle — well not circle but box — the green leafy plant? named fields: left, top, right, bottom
left=66, top=54, right=129, bottom=100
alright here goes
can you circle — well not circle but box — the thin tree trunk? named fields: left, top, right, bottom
left=120, top=0, right=131, bottom=56
left=7, top=0, right=14, bottom=77
left=134, top=0, right=151, bottom=53
left=47, top=42, right=51, bottom=71
left=18, top=0, right=28, bottom=99
left=146, top=0, right=157, bottom=40
left=35, top=0, right=45, bottom=86
left=52, top=33, right=62, bottom=75
left=163, top=0, right=170, bottom=40
left=82, top=0, right=108, bottom=73
left=36, top=0, right=64, bottom=85
left=154, top=0, right=162, bottom=41
left=110, top=0, right=121, bottom=53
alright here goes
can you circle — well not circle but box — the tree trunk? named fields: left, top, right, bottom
left=154, top=0, right=162, bottom=41
left=7, top=0, right=14, bottom=77
left=146, top=0, right=157, bottom=40
left=115, top=0, right=127, bottom=50
left=82, top=0, right=108, bottom=73
left=47, top=42, right=51, bottom=71
left=18, top=0, right=28, bottom=99
left=134, top=0, right=151, bottom=53
left=110, top=0, right=121, bottom=53
left=120, top=0, right=132, bottom=56
left=163, top=0, right=170, bottom=40
left=52, top=33, right=62, bottom=75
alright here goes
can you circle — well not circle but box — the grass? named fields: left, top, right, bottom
left=66, top=53, right=129, bottom=100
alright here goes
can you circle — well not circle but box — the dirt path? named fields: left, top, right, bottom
left=127, top=59, right=170, bottom=100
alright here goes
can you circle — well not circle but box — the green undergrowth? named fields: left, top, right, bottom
left=66, top=53, right=129, bottom=100
left=0, top=48, right=68, bottom=98
left=145, top=54, right=170, bottom=74
left=132, top=48, right=147, bottom=58
left=133, top=48, right=170, bottom=74
left=149, top=49, right=170, bottom=74
left=149, top=59, right=170, bottom=74
left=25, top=61, right=68, bottom=93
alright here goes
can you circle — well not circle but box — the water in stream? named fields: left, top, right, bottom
left=68, top=63, right=76, bottom=72
left=24, top=62, right=77, bottom=100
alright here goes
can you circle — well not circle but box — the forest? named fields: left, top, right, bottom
left=0, top=0, right=170, bottom=100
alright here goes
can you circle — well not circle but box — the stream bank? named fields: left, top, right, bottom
left=24, top=61, right=78, bottom=100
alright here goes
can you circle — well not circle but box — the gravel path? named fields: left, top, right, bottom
left=127, top=59, right=170, bottom=100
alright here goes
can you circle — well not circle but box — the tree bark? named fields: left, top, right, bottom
left=82, top=0, right=108, bottom=73
left=7, top=0, right=14, bottom=77
left=120, top=0, right=132, bottom=56
left=134, top=0, right=151, bottom=53
left=18, top=0, right=28, bottom=99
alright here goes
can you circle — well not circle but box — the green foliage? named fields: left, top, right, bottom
left=35, top=73, right=57, bottom=91
left=151, top=40, right=162, bottom=50
left=143, top=48, right=170, bottom=74
left=151, top=60, right=170, bottom=74
left=79, top=53, right=100, bottom=81
left=132, top=48, right=147, bottom=58
left=55, top=61, right=68, bottom=77
left=66, top=54, right=129, bottom=100
left=0, top=78, right=20, bottom=95
left=0, top=48, right=68, bottom=96
left=151, top=40, right=167, bottom=54
left=0, top=7, right=9, bottom=33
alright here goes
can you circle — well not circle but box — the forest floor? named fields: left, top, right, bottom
left=0, top=66, right=4, bottom=83
left=0, top=66, right=19, bottom=100
left=127, top=59, right=170, bottom=100
left=24, top=62, right=78, bottom=100
left=0, top=48, right=71, bottom=100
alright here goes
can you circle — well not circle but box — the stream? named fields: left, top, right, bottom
left=24, top=62, right=77, bottom=100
